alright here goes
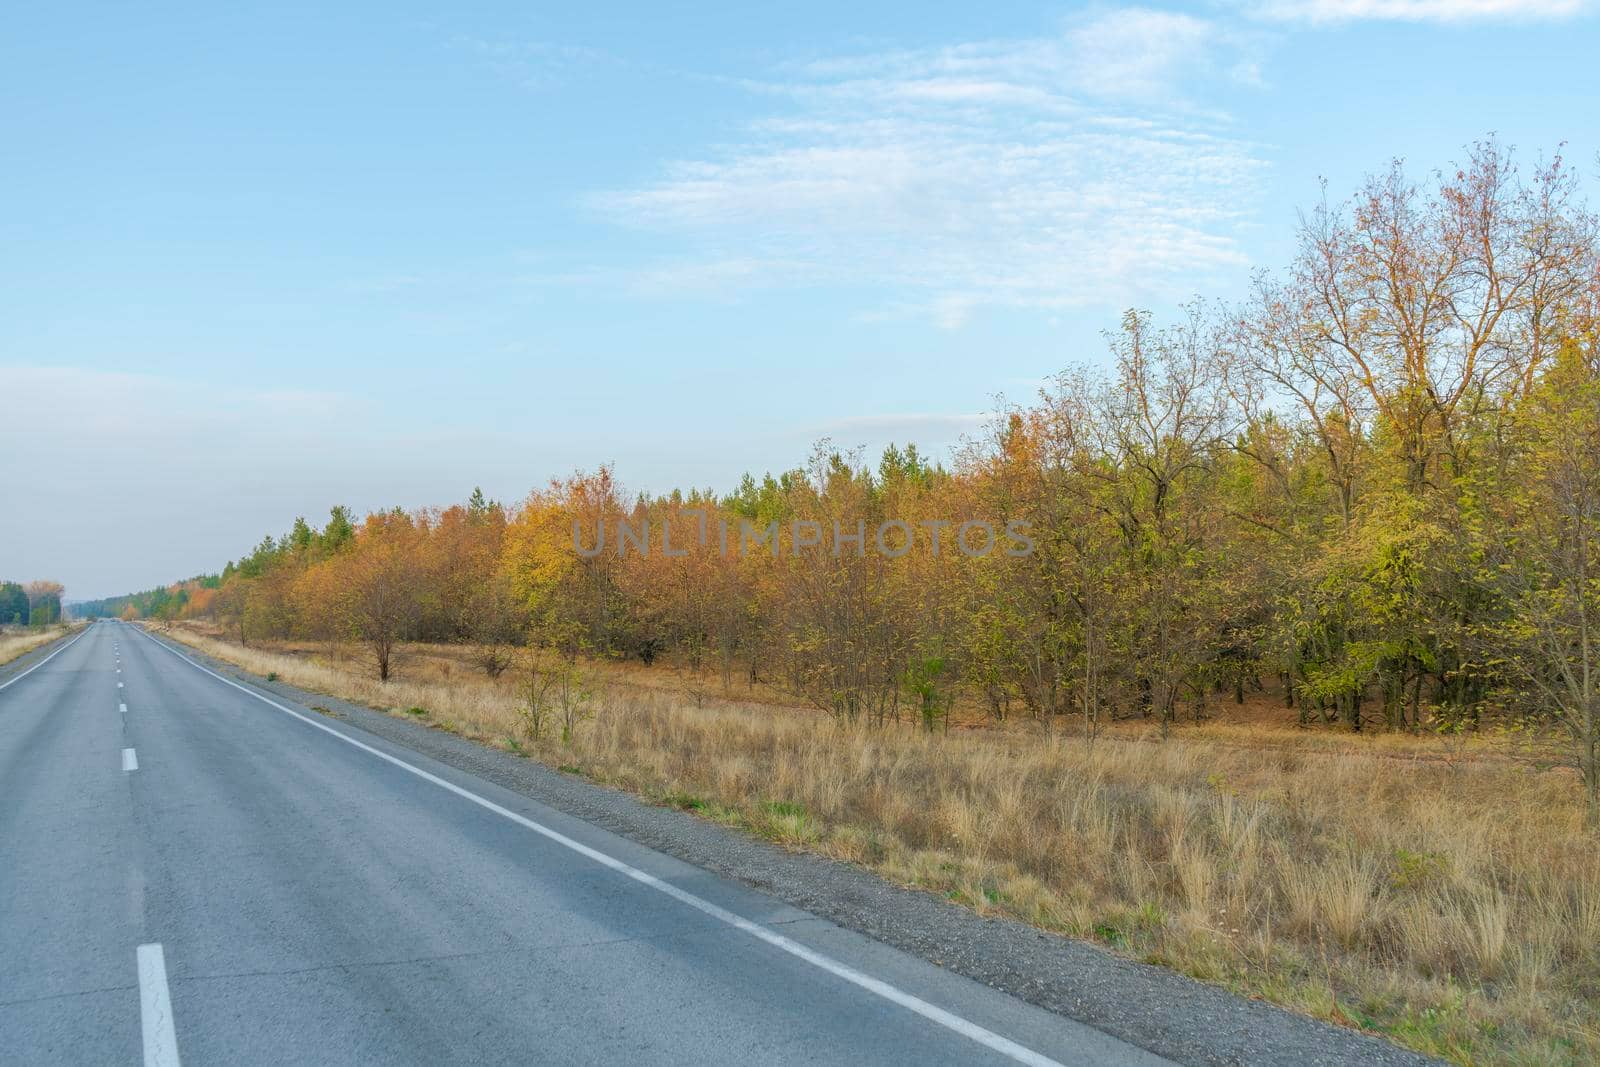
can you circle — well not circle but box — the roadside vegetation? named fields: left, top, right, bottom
left=98, top=141, right=1600, bottom=1062
left=0, top=579, right=74, bottom=666
left=159, top=622, right=1598, bottom=1065
left=0, top=622, right=77, bottom=667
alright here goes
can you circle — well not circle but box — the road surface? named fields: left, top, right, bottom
left=0, top=621, right=1172, bottom=1066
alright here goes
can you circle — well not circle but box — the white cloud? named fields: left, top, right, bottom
left=785, top=10, right=1260, bottom=103
left=1066, top=9, right=1221, bottom=98
left=1247, top=0, right=1587, bottom=22
left=589, top=10, right=1269, bottom=326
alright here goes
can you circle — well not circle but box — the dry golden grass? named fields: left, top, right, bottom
left=0, top=624, right=75, bottom=667
left=160, top=622, right=1600, bottom=1065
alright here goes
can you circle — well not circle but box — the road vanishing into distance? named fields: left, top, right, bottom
left=0, top=621, right=1171, bottom=1067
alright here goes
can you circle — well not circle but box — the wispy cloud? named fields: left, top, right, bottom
left=1244, top=0, right=1588, bottom=22
left=452, top=36, right=617, bottom=89
left=588, top=9, right=1269, bottom=326
left=784, top=8, right=1267, bottom=102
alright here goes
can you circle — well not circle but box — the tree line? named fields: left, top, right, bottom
left=115, top=142, right=1600, bottom=821
left=75, top=576, right=221, bottom=624
left=0, top=581, right=63, bottom=626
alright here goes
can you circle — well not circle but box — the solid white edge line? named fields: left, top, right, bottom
left=137, top=942, right=182, bottom=1067
left=135, top=627, right=1066, bottom=1067
left=123, top=747, right=139, bottom=772
left=0, top=627, right=90, bottom=693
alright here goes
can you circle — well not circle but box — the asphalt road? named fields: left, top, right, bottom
left=0, top=621, right=1175, bottom=1066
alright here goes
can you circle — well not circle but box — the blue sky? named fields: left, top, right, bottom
left=3, top=1, right=1597, bottom=598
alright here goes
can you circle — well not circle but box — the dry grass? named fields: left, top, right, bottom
left=0, top=624, right=75, bottom=667
left=159, top=622, right=1600, bottom=1065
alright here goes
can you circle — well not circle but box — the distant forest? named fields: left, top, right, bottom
left=74, top=575, right=220, bottom=622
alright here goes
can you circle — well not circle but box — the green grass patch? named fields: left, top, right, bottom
left=758, top=799, right=806, bottom=818
left=661, top=790, right=706, bottom=811
left=1132, top=900, right=1168, bottom=933
left=1093, top=921, right=1127, bottom=947
left=755, top=800, right=820, bottom=846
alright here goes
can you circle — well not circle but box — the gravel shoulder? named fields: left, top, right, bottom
left=144, top=626, right=1438, bottom=1067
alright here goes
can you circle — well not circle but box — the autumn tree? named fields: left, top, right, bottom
left=21, top=581, right=64, bottom=626
left=98, top=140, right=1600, bottom=815
left=1094, top=308, right=1238, bottom=734
left=336, top=511, right=424, bottom=681
left=212, top=579, right=250, bottom=644
left=503, top=468, right=630, bottom=658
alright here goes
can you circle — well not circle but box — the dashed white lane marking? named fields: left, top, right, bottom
left=118, top=682, right=125, bottom=689
left=137, top=629, right=1068, bottom=1067
left=0, top=628, right=89, bottom=693
left=122, top=748, right=139, bottom=772
left=137, top=943, right=181, bottom=1066
left=120, top=703, right=128, bottom=715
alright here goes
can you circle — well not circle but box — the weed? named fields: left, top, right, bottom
left=1391, top=848, right=1451, bottom=891
left=1094, top=921, right=1126, bottom=947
